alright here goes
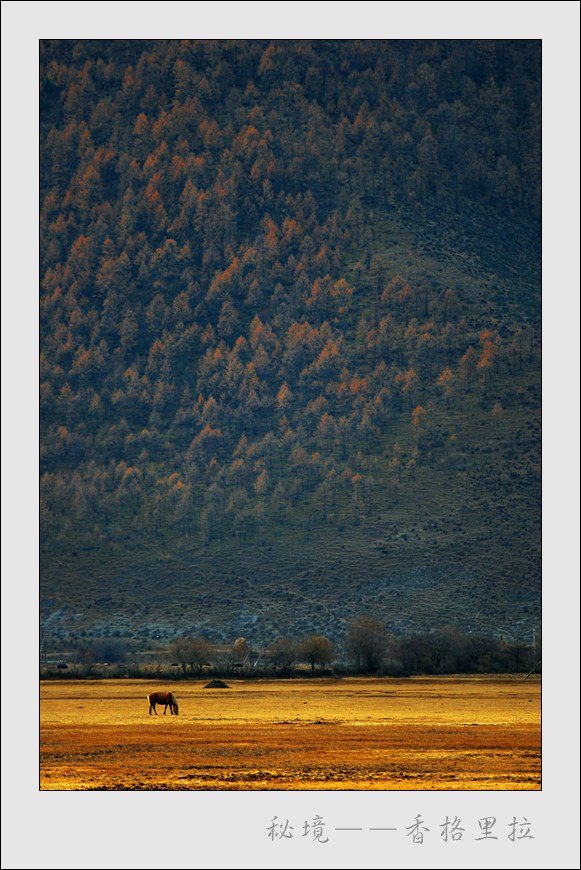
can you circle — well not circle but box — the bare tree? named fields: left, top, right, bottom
left=346, top=616, right=387, bottom=673
left=169, top=637, right=212, bottom=675
left=267, top=637, right=298, bottom=673
left=299, top=635, right=335, bottom=671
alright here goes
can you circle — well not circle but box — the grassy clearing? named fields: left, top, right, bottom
left=40, top=677, right=541, bottom=791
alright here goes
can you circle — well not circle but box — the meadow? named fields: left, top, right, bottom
left=40, top=676, right=540, bottom=790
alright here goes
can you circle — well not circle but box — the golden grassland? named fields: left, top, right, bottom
left=40, top=676, right=540, bottom=791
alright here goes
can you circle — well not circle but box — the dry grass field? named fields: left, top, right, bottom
left=40, top=676, right=540, bottom=791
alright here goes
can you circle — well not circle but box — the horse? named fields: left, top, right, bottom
left=147, top=691, right=179, bottom=716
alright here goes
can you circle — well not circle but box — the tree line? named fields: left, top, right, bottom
left=43, top=617, right=541, bottom=679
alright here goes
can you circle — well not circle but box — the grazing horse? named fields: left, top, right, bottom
left=147, top=691, right=179, bottom=716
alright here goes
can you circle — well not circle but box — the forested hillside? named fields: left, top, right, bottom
left=39, top=40, right=541, bottom=650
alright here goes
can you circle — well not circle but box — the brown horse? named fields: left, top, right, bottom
left=147, top=691, right=179, bottom=715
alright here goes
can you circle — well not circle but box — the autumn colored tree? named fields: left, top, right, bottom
left=232, top=636, right=251, bottom=666
left=395, top=367, right=419, bottom=409
left=458, top=345, right=478, bottom=392
left=478, top=329, right=502, bottom=394
left=411, top=404, right=428, bottom=446
left=436, top=367, right=454, bottom=409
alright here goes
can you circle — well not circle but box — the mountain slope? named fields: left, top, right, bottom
left=39, top=39, right=541, bottom=650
